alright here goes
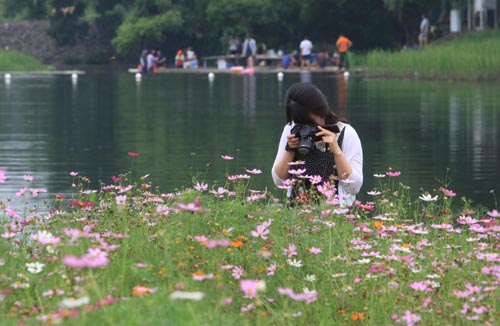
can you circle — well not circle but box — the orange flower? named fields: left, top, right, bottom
left=351, top=312, right=365, bottom=321
left=373, top=221, right=384, bottom=230
left=132, top=285, right=155, bottom=296
left=231, top=240, right=244, bottom=247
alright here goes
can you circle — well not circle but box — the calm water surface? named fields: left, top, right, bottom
left=1, top=72, right=499, bottom=208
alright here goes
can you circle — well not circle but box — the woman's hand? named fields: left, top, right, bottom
left=316, top=126, right=342, bottom=156
left=286, top=133, right=299, bottom=151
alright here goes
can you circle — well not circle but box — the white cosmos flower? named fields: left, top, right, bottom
left=26, top=262, right=45, bottom=274
left=169, top=291, right=205, bottom=301
left=287, top=259, right=303, bottom=268
left=59, top=296, right=90, bottom=309
left=419, top=193, right=438, bottom=201
left=304, top=274, right=317, bottom=282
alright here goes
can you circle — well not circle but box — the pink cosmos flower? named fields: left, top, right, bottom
left=16, top=187, right=27, bottom=197
left=30, top=188, right=47, bottom=197
left=283, top=244, right=297, bottom=258
left=267, top=263, right=277, bottom=276
left=440, top=187, right=456, bottom=197
left=111, top=176, right=122, bottom=183
left=62, top=248, right=109, bottom=269
left=308, top=247, right=322, bottom=255
left=278, top=288, right=317, bottom=304
left=486, top=209, right=500, bottom=217
left=70, top=172, right=79, bottom=177
left=408, top=281, right=432, bottom=292
left=221, top=155, right=234, bottom=160
left=251, top=224, right=270, bottom=240
left=400, top=310, right=421, bottom=326
left=308, top=175, right=322, bottom=185
left=115, top=195, right=127, bottom=206
left=289, top=168, right=307, bottom=175
left=128, top=152, right=139, bottom=157
left=386, top=171, right=401, bottom=177
left=228, top=174, right=250, bottom=181
left=23, top=175, right=34, bottom=182
left=241, top=303, right=254, bottom=312
left=178, top=202, right=201, bottom=212
left=0, top=169, right=6, bottom=183
left=240, top=280, right=259, bottom=298
left=194, top=182, right=208, bottom=192
left=232, top=266, right=245, bottom=279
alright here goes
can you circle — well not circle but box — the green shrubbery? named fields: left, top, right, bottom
left=0, top=51, right=53, bottom=71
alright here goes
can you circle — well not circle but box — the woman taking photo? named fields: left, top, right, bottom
left=272, top=82, right=363, bottom=206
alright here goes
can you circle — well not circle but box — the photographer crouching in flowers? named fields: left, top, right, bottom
left=272, top=82, right=363, bottom=206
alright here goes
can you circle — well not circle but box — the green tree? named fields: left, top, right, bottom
left=0, top=0, right=48, bottom=19
left=48, top=0, right=88, bottom=46
left=112, top=0, right=183, bottom=57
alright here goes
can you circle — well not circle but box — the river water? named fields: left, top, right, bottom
left=1, top=71, right=499, bottom=209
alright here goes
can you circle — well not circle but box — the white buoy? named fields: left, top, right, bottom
left=4, top=73, right=12, bottom=80
left=277, top=72, right=284, bottom=81
left=343, top=71, right=350, bottom=80
left=135, top=73, right=142, bottom=82
left=208, top=72, right=215, bottom=81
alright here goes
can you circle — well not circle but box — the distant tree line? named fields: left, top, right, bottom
left=0, top=0, right=455, bottom=62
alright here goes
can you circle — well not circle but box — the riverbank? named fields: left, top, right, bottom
left=0, top=51, right=53, bottom=72
left=366, top=29, right=500, bottom=81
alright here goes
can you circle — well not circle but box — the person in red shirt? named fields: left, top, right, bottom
left=335, top=35, right=352, bottom=71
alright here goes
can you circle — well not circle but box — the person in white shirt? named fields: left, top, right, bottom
left=419, top=14, right=430, bottom=48
left=272, top=82, right=363, bottom=207
left=299, top=37, right=313, bottom=68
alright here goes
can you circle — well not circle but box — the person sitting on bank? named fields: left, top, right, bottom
left=272, top=82, right=363, bottom=207
left=184, top=47, right=198, bottom=69
left=175, top=49, right=185, bottom=68
left=156, top=50, right=167, bottom=68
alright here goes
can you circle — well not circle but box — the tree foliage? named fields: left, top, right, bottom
left=1, top=0, right=459, bottom=61
left=48, top=0, right=88, bottom=46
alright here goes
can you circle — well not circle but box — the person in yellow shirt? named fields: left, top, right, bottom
left=335, top=35, right=352, bottom=71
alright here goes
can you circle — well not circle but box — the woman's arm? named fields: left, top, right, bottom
left=272, top=125, right=296, bottom=186
left=337, top=125, right=363, bottom=195
left=317, top=124, right=363, bottom=195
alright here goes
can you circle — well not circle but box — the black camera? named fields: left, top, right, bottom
left=291, top=124, right=340, bottom=156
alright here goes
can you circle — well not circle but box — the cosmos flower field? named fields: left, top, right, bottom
left=1, top=153, right=499, bottom=325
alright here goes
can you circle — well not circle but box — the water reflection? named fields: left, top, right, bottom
left=0, top=74, right=499, bottom=209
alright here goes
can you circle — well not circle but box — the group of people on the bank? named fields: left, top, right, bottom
left=138, top=47, right=199, bottom=73
left=280, top=34, right=352, bottom=71
left=226, top=34, right=353, bottom=71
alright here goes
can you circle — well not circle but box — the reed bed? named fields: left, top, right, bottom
left=367, top=30, right=500, bottom=81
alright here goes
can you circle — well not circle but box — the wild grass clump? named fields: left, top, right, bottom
left=367, top=30, right=500, bottom=81
left=0, top=51, right=53, bottom=72
left=0, top=154, right=499, bottom=325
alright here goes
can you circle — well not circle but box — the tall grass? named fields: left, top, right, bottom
left=367, top=30, right=500, bottom=80
left=0, top=51, right=53, bottom=72
left=0, top=155, right=499, bottom=325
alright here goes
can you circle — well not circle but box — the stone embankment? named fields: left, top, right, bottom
left=0, top=20, right=108, bottom=66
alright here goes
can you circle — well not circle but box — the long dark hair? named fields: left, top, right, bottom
left=285, top=82, right=339, bottom=125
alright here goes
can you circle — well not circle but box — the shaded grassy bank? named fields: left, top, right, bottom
left=366, top=30, right=500, bottom=81
left=0, top=51, right=53, bottom=72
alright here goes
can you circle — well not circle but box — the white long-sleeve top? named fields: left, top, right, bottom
left=272, top=121, right=363, bottom=206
